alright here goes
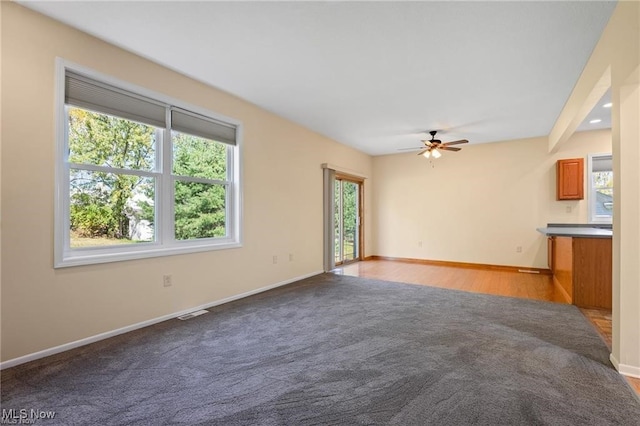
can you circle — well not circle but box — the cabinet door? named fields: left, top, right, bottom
left=557, top=158, right=584, bottom=200
left=573, top=238, right=612, bottom=310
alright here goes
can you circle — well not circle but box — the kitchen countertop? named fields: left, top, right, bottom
left=536, top=223, right=612, bottom=238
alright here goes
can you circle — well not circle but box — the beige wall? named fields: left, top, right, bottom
left=372, top=130, right=611, bottom=269
left=549, top=1, right=640, bottom=377
left=0, top=3, right=373, bottom=362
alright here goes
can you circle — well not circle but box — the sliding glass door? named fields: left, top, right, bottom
left=334, top=178, right=361, bottom=265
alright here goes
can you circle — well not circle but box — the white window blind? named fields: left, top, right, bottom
left=65, top=72, right=166, bottom=128
left=592, top=155, right=612, bottom=172
left=171, top=108, right=236, bottom=145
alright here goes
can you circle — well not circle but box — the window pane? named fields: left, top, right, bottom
left=595, top=188, right=613, bottom=215
left=68, top=107, right=157, bottom=171
left=342, top=181, right=358, bottom=262
left=590, top=155, right=613, bottom=222
left=334, top=180, right=341, bottom=263
left=593, top=170, right=613, bottom=189
left=172, top=131, right=227, bottom=180
left=69, top=170, right=155, bottom=248
left=174, top=181, right=226, bottom=240
left=593, top=170, right=613, bottom=217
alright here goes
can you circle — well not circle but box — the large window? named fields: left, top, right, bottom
left=588, top=153, right=613, bottom=223
left=56, top=63, right=241, bottom=267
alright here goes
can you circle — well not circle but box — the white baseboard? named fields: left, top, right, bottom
left=610, top=353, right=620, bottom=370
left=0, top=270, right=323, bottom=370
left=609, top=353, right=640, bottom=379
left=619, top=363, right=640, bottom=379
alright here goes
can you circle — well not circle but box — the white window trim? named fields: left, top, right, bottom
left=587, top=152, right=613, bottom=224
left=54, top=59, right=243, bottom=268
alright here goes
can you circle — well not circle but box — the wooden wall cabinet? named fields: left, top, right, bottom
left=556, top=158, right=584, bottom=200
left=549, top=236, right=612, bottom=310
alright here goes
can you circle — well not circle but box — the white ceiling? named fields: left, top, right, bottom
left=20, top=1, right=617, bottom=155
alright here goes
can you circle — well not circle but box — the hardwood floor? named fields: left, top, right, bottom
left=334, top=259, right=640, bottom=397
left=336, top=259, right=565, bottom=302
left=580, top=308, right=612, bottom=348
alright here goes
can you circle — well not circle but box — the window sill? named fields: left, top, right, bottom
left=55, top=240, right=242, bottom=268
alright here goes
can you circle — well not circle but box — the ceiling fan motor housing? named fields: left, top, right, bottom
left=416, top=130, right=468, bottom=157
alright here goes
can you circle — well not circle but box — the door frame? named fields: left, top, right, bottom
left=322, top=163, right=367, bottom=272
left=334, top=172, right=364, bottom=266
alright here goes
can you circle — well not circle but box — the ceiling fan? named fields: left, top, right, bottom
left=416, top=131, right=469, bottom=159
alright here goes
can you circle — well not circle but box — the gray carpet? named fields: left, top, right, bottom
left=2, top=273, right=640, bottom=425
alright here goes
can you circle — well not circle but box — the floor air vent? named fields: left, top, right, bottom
left=177, top=309, right=209, bottom=320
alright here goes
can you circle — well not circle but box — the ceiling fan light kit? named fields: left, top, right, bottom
left=416, top=130, right=468, bottom=160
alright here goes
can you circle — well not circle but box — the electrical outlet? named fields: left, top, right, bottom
left=566, top=205, right=572, bottom=213
left=289, top=253, right=294, bottom=261
left=418, top=241, right=423, bottom=247
left=163, top=275, right=172, bottom=287
left=516, top=246, right=523, bottom=253
left=272, top=255, right=278, bottom=264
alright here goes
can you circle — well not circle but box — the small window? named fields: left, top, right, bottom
left=56, top=62, right=242, bottom=267
left=588, top=154, right=613, bottom=223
